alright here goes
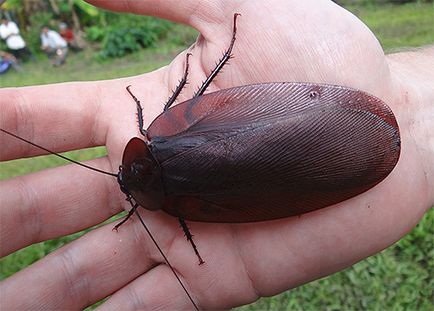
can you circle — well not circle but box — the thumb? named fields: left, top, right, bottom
left=85, top=0, right=232, bottom=34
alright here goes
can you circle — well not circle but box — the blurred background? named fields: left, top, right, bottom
left=0, top=0, right=433, bottom=310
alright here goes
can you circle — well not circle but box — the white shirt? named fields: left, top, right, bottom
left=41, top=30, right=67, bottom=49
left=0, top=21, right=26, bottom=50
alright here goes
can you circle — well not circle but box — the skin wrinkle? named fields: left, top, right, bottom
left=408, top=114, right=433, bottom=201
left=272, top=221, right=313, bottom=291
left=90, top=83, right=124, bottom=207
left=389, top=60, right=434, bottom=202
left=66, top=240, right=102, bottom=309
left=105, top=173, right=124, bottom=216
left=124, top=283, right=143, bottom=310
left=90, top=83, right=104, bottom=151
left=73, top=268, right=93, bottom=309
left=233, top=224, right=261, bottom=301
left=185, top=2, right=203, bottom=28
left=82, top=159, right=120, bottom=218
left=414, top=101, right=434, bottom=199
left=188, top=1, right=227, bottom=33
left=14, top=175, right=43, bottom=246
left=130, top=210, right=163, bottom=265
left=64, top=161, right=115, bottom=228
left=75, top=159, right=120, bottom=220
left=75, top=83, right=105, bottom=150
left=76, top=258, right=94, bottom=309
left=55, top=245, right=85, bottom=308
left=67, top=84, right=104, bottom=151
left=12, top=88, right=34, bottom=158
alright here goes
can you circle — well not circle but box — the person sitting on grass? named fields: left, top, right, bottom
left=58, top=22, right=83, bottom=52
left=0, top=50, right=22, bottom=74
left=40, top=26, right=68, bottom=67
left=0, top=17, right=34, bottom=62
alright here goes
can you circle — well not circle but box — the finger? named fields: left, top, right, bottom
left=0, top=158, right=120, bottom=257
left=98, top=264, right=198, bottom=311
left=0, top=78, right=121, bottom=160
left=86, top=0, right=229, bottom=29
left=0, top=82, right=106, bottom=160
left=0, top=211, right=177, bottom=310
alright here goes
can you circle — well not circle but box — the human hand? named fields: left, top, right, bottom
left=1, top=0, right=433, bottom=310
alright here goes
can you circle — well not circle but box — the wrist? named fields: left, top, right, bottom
left=386, top=46, right=434, bottom=205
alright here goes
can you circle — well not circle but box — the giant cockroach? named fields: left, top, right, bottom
left=0, top=13, right=400, bottom=310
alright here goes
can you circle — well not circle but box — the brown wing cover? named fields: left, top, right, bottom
left=148, top=83, right=400, bottom=222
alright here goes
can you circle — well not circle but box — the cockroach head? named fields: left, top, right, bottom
left=118, top=138, right=164, bottom=211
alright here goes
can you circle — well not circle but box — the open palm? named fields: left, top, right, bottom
left=1, top=0, right=432, bottom=310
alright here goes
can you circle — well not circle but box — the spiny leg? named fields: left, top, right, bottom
left=126, top=85, right=147, bottom=138
left=194, top=13, right=240, bottom=98
left=112, top=196, right=138, bottom=231
left=179, top=217, right=204, bottom=265
left=164, top=53, right=192, bottom=111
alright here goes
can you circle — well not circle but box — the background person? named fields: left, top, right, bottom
left=0, top=50, right=22, bottom=74
left=58, top=22, right=82, bottom=51
left=0, top=18, right=33, bottom=61
left=40, top=26, right=68, bottom=66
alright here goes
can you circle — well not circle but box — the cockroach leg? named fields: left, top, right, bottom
left=164, top=53, right=192, bottom=111
left=112, top=196, right=138, bottom=231
left=126, top=85, right=148, bottom=138
left=194, top=13, right=240, bottom=98
left=178, top=217, right=205, bottom=265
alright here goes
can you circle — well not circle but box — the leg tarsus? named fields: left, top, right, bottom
left=178, top=217, right=205, bottom=265
left=113, top=202, right=138, bottom=231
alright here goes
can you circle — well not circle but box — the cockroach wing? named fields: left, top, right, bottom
left=148, top=83, right=400, bottom=222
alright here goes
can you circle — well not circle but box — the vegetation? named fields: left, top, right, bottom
left=345, top=1, right=434, bottom=50
left=0, top=1, right=433, bottom=310
left=86, top=13, right=173, bottom=59
left=0, top=21, right=198, bottom=87
left=1, top=0, right=176, bottom=59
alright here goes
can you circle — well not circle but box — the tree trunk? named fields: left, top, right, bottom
left=68, top=0, right=81, bottom=31
left=48, top=0, right=60, bottom=15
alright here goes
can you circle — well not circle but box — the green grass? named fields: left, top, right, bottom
left=1, top=2, right=433, bottom=310
left=0, top=23, right=198, bottom=87
left=237, top=210, right=434, bottom=311
left=346, top=2, right=434, bottom=51
left=0, top=48, right=167, bottom=87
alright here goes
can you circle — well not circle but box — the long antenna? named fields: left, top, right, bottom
left=0, top=128, right=118, bottom=177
